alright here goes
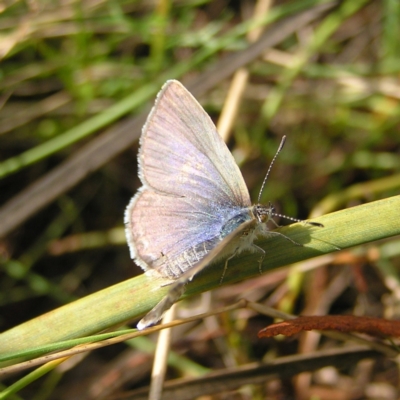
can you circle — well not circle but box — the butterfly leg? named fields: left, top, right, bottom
left=220, top=250, right=239, bottom=284
left=250, top=244, right=266, bottom=273
left=268, top=230, right=303, bottom=246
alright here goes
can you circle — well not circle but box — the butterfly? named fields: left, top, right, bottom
left=124, top=80, right=322, bottom=329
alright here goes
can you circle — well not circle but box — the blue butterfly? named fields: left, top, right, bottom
left=124, top=80, right=322, bottom=329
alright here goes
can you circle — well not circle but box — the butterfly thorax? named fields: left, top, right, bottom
left=220, top=208, right=253, bottom=239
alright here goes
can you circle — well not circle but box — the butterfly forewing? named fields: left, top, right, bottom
left=139, top=81, right=250, bottom=205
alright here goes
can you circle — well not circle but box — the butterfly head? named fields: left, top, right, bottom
left=253, top=202, right=275, bottom=224
left=253, top=202, right=324, bottom=229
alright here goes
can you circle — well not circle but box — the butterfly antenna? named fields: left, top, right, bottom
left=271, top=210, right=323, bottom=228
left=257, top=136, right=286, bottom=204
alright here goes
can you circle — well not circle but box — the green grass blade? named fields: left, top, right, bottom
left=1, top=195, right=398, bottom=358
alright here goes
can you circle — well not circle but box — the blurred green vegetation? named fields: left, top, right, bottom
left=0, top=0, right=399, bottom=398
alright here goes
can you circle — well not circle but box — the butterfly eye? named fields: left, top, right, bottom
left=254, top=204, right=275, bottom=221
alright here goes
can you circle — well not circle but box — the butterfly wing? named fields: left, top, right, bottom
left=138, top=80, right=250, bottom=205
left=136, top=218, right=256, bottom=330
left=125, top=80, right=251, bottom=278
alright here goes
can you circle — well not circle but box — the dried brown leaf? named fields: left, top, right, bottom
left=258, top=315, right=400, bottom=339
